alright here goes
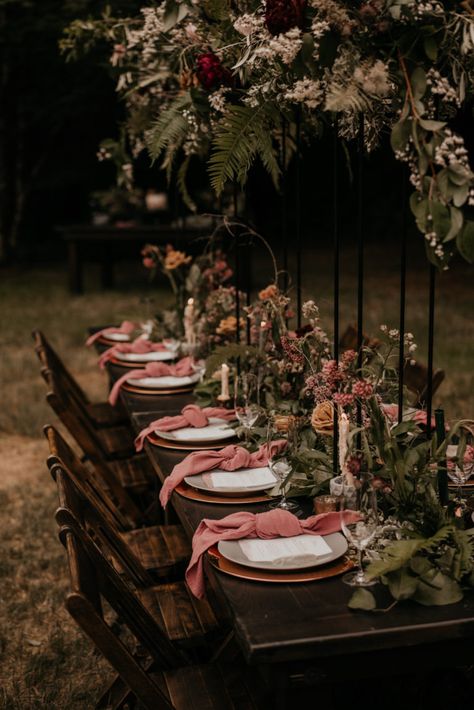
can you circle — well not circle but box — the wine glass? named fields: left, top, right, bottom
left=267, top=414, right=300, bottom=513
left=234, top=374, right=261, bottom=442
left=339, top=475, right=378, bottom=587
left=446, top=444, right=474, bottom=501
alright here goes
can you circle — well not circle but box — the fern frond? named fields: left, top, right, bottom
left=208, top=103, right=280, bottom=195
left=147, top=92, right=191, bottom=163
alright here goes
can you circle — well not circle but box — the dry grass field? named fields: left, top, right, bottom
left=0, top=246, right=472, bottom=708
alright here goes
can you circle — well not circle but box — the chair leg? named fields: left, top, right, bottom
left=96, top=673, right=134, bottom=709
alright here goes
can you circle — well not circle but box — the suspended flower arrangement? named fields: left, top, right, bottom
left=63, top=0, right=474, bottom=266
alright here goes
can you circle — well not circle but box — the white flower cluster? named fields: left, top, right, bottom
left=233, top=13, right=264, bottom=36
left=427, top=69, right=460, bottom=107
left=409, top=1, right=444, bottom=19
left=302, top=300, right=320, bottom=322
left=285, top=78, right=324, bottom=109
left=380, top=326, right=418, bottom=354
left=182, top=109, right=201, bottom=156
left=353, top=60, right=391, bottom=97
left=255, top=28, right=303, bottom=65
left=244, top=81, right=273, bottom=108
left=434, top=130, right=471, bottom=171
left=311, top=19, right=330, bottom=58
left=208, top=87, right=231, bottom=113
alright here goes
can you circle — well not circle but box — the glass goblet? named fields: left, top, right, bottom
left=234, top=374, right=261, bottom=442
left=267, top=415, right=300, bottom=513
left=339, top=475, right=378, bottom=587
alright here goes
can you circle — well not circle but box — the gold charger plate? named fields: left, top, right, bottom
left=207, top=545, right=353, bottom=583
left=175, top=482, right=270, bottom=505
left=108, top=354, right=177, bottom=369
left=147, top=433, right=235, bottom=451
left=121, top=382, right=195, bottom=396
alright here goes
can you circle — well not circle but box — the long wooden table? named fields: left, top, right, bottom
left=111, top=374, right=474, bottom=693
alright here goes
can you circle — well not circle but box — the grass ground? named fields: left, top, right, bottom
left=0, top=247, right=472, bottom=708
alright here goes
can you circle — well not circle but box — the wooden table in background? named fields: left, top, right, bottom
left=59, top=225, right=205, bottom=294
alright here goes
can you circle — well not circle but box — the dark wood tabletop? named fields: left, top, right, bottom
left=115, top=389, right=474, bottom=677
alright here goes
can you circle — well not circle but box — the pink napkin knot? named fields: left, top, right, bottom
left=99, top=337, right=168, bottom=368
left=159, top=439, right=287, bottom=507
left=108, top=356, right=194, bottom=406
left=185, top=507, right=361, bottom=598
left=86, top=321, right=137, bottom=346
left=134, top=404, right=235, bottom=451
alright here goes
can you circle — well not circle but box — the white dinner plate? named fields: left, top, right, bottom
left=127, top=372, right=201, bottom=389
left=116, top=349, right=175, bottom=363
left=218, top=532, right=347, bottom=571
left=156, top=418, right=235, bottom=443
left=184, top=465, right=277, bottom=494
left=105, top=331, right=131, bottom=342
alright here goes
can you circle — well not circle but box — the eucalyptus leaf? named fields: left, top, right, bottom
left=418, top=118, right=445, bottom=132
left=423, top=36, right=438, bottom=61
left=348, top=588, right=376, bottom=611
left=457, top=220, right=474, bottom=263
left=386, top=568, right=419, bottom=600
left=413, top=573, right=463, bottom=606
left=411, top=67, right=427, bottom=99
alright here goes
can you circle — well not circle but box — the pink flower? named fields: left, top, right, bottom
left=352, top=380, right=374, bottom=399
left=465, top=445, right=474, bottom=463
left=333, top=392, right=355, bottom=407
left=142, top=257, right=155, bottom=269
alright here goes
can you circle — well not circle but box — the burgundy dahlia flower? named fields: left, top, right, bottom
left=264, top=0, right=306, bottom=36
left=196, top=52, right=232, bottom=91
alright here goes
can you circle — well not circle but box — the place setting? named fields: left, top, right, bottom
left=134, top=403, right=238, bottom=452
left=185, top=508, right=359, bottom=594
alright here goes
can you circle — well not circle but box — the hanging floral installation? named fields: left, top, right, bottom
left=64, top=0, right=474, bottom=266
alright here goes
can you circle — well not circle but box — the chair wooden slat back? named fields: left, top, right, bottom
left=46, top=427, right=152, bottom=588
left=53, top=467, right=183, bottom=677
left=43, top=367, right=110, bottom=460
left=60, top=527, right=174, bottom=709
left=32, top=329, right=90, bottom=406
left=403, top=360, right=445, bottom=408
left=45, top=424, right=142, bottom=529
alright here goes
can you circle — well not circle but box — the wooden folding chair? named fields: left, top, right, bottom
left=43, top=368, right=153, bottom=494
left=403, top=359, right=445, bottom=408
left=45, top=424, right=146, bottom=529
left=339, top=324, right=381, bottom=353
left=32, top=329, right=127, bottom=428
left=47, top=426, right=190, bottom=586
left=58, top=518, right=263, bottom=709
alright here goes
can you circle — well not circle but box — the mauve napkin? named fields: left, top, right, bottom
left=159, top=439, right=287, bottom=507
left=99, top=338, right=168, bottom=368
left=86, top=320, right=137, bottom=346
left=108, top=356, right=195, bottom=406
left=134, top=404, right=236, bottom=451
left=382, top=404, right=438, bottom=429
left=186, top=507, right=360, bottom=598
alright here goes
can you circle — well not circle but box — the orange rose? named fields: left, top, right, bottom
left=164, top=249, right=192, bottom=270
left=259, top=284, right=278, bottom=301
left=311, top=401, right=334, bottom=435
left=216, top=316, right=246, bottom=336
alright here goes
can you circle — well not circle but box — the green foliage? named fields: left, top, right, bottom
left=208, top=103, right=281, bottom=195
left=147, top=92, right=193, bottom=168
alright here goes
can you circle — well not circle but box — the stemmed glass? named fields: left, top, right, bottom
left=267, top=414, right=300, bottom=513
left=234, top=374, right=261, bottom=442
left=339, top=474, right=378, bottom=587
left=139, top=297, right=156, bottom=339
left=446, top=444, right=474, bottom=502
